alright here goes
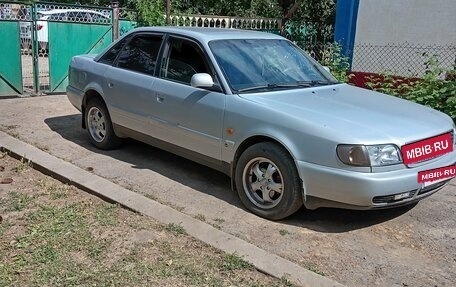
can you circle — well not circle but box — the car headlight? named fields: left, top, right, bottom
left=337, top=144, right=402, bottom=167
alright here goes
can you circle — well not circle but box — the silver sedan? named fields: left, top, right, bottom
left=67, top=27, right=456, bottom=220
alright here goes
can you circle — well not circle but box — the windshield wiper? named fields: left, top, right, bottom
left=236, top=80, right=336, bottom=93
left=237, top=83, right=299, bottom=93
left=296, top=80, right=335, bottom=87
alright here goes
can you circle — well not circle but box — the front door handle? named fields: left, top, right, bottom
left=156, top=96, right=164, bottom=103
left=107, top=82, right=114, bottom=88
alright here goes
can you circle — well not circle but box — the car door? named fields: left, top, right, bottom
left=151, top=35, right=225, bottom=161
left=103, top=33, right=168, bottom=138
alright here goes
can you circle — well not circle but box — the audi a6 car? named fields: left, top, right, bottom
left=67, top=27, right=456, bottom=220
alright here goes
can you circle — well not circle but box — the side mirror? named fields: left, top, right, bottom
left=322, top=66, right=331, bottom=73
left=191, top=73, right=214, bottom=88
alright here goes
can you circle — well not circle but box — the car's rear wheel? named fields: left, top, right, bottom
left=85, top=98, right=122, bottom=150
left=235, top=142, right=303, bottom=220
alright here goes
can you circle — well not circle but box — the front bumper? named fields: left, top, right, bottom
left=296, top=150, right=456, bottom=209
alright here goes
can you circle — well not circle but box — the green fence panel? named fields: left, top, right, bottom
left=48, top=22, right=112, bottom=93
left=119, top=20, right=137, bottom=36
left=0, top=21, right=23, bottom=96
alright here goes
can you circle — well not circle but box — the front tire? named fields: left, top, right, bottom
left=235, top=142, right=303, bottom=220
left=85, top=98, right=122, bottom=150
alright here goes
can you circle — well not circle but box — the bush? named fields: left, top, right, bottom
left=366, top=54, right=456, bottom=122
left=319, top=42, right=352, bottom=83
left=129, top=0, right=165, bottom=26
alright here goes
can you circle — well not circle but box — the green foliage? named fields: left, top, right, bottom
left=172, top=0, right=280, bottom=17
left=285, top=0, right=335, bottom=43
left=128, top=0, right=165, bottom=26
left=319, top=42, right=352, bottom=83
left=291, top=0, right=335, bottom=24
left=366, top=54, right=456, bottom=121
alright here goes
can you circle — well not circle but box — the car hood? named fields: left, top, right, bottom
left=239, top=83, right=453, bottom=144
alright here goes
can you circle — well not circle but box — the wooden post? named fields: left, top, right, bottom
left=166, top=0, right=171, bottom=25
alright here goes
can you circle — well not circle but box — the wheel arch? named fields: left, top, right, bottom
left=81, top=88, right=106, bottom=129
left=231, top=135, right=302, bottom=193
left=231, top=135, right=304, bottom=219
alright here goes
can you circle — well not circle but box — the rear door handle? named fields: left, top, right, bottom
left=156, top=96, right=164, bottom=103
left=107, top=82, right=114, bottom=88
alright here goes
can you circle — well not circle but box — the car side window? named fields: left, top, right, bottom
left=116, top=34, right=163, bottom=76
left=161, top=37, right=210, bottom=84
left=98, top=36, right=130, bottom=66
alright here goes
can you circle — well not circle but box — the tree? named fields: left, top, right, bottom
left=129, top=0, right=165, bottom=25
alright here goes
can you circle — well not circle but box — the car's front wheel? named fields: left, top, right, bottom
left=85, top=98, right=122, bottom=150
left=235, top=142, right=303, bottom=220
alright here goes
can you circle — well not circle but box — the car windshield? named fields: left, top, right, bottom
left=209, top=39, right=338, bottom=93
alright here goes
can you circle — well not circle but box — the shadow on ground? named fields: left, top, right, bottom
left=45, top=114, right=415, bottom=233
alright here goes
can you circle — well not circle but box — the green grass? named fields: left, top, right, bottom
left=165, top=223, right=187, bottom=235
left=11, top=158, right=32, bottom=173
left=0, top=200, right=117, bottom=286
left=220, top=253, right=254, bottom=271
left=306, top=265, right=326, bottom=276
left=213, top=218, right=225, bottom=224
left=279, top=229, right=291, bottom=236
left=36, top=179, right=69, bottom=200
left=142, top=192, right=157, bottom=200
left=0, top=166, right=294, bottom=287
left=0, top=195, right=293, bottom=287
left=0, top=221, right=11, bottom=237
left=94, top=203, right=119, bottom=226
left=4, top=192, right=33, bottom=211
left=211, top=218, right=225, bottom=230
left=194, top=214, right=206, bottom=222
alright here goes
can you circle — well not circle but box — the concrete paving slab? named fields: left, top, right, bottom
left=0, top=130, right=344, bottom=287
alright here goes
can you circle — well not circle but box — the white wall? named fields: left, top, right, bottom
left=352, top=0, right=456, bottom=75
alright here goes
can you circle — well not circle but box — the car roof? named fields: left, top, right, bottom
left=130, top=26, right=285, bottom=43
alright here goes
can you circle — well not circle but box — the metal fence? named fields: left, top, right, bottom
left=27, top=2, right=113, bottom=93
left=0, top=1, right=138, bottom=96
left=297, top=43, right=334, bottom=63
left=351, top=43, right=456, bottom=77
left=169, top=14, right=280, bottom=31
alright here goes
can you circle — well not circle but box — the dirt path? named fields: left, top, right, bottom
left=1, top=95, right=455, bottom=286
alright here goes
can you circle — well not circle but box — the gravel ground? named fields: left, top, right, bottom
left=1, top=95, right=455, bottom=286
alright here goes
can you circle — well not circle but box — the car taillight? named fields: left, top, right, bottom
left=36, top=24, right=43, bottom=31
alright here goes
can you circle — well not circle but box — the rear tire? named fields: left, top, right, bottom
left=235, top=142, right=303, bottom=220
left=85, top=98, right=122, bottom=150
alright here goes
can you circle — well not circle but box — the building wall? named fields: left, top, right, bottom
left=350, top=0, right=455, bottom=76
left=354, top=0, right=455, bottom=46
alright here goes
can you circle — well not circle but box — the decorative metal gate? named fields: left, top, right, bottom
left=0, top=1, right=30, bottom=96
left=0, top=1, right=137, bottom=97
left=35, top=2, right=113, bottom=93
